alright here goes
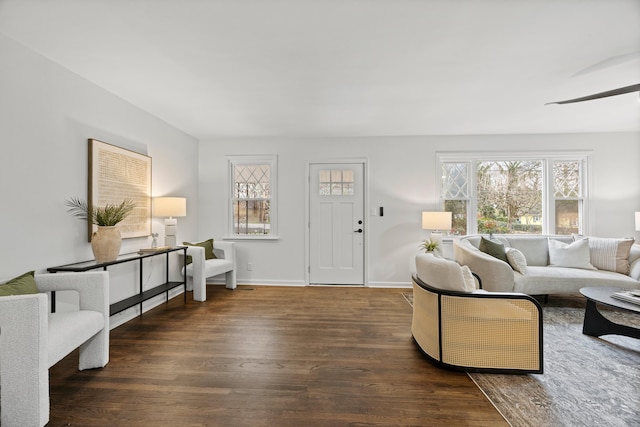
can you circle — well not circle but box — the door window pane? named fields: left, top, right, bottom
left=319, top=169, right=355, bottom=196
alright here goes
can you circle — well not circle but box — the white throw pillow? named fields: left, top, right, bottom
left=548, top=238, right=596, bottom=270
left=572, top=234, right=634, bottom=274
left=460, top=265, right=477, bottom=292
left=505, top=247, right=527, bottom=274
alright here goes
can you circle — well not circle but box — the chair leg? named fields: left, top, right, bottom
left=78, top=328, right=109, bottom=370
left=225, top=270, right=237, bottom=289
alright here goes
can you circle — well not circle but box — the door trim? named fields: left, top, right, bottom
left=305, top=158, right=369, bottom=286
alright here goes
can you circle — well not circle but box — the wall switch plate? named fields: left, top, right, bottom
left=247, top=263, right=253, bottom=271
left=370, top=208, right=377, bottom=216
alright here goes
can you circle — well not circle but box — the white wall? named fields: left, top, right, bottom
left=200, top=133, right=640, bottom=287
left=0, top=34, right=200, bottom=325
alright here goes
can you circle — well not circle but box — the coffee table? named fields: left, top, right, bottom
left=579, top=287, right=640, bottom=339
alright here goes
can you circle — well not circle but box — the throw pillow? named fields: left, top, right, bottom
left=0, top=271, right=38, bottom=296
left=479, top=237, right=508, bottom=263
left=548, top=238, right=596, bottom=270
left=183, top=238, right=217, bottom=265
left=506, top=247, right=528, bottom=274
left=572, top=234, right=634, bottom=274
left=460, top=265, right=477, bottom=292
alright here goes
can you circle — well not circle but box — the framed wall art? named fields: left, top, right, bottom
left=88, top=138, right=152, bottom=241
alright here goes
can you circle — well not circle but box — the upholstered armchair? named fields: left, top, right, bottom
left=183, top=240, right=236, bottom=302
left=412, top=253, right=543, bottom=374
left=0, top=271, right=110, bottom=427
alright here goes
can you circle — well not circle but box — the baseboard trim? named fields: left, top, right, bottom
left=367, top=281, right=412, bottom=289
left=206, top=279, right=307, bottom=287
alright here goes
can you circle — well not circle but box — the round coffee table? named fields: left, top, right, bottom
left=579, top=287, right=640, bottom=339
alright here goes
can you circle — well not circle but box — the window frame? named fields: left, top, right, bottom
left=437, top=151, right=591, bottom=235
left=225, top=154, right=278, bottom=240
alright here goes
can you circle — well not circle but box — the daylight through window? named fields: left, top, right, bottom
left=439, top=152, right=588, bottom=235
left=228, top=155, right=277, bottom=237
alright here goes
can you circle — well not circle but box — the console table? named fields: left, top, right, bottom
left=47, top=246, right=188, bottom=316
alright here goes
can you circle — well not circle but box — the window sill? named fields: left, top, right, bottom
left=223, top=235, right=280, bottom=241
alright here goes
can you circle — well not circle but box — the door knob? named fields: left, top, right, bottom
left=354, top=228, right=363, bottom=233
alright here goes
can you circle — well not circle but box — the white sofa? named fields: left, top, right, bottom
left=454, top=235, right=640, bottom=294
left=183, top=241, right=236, bottom=302
left=0, top=271, right=110, bottom=427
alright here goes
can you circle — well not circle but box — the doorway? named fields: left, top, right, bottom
left=308, top=162, right=365, bottom=285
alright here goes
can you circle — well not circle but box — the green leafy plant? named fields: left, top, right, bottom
left=420, top=239, right=440, bottom=252
left=65, top=197, right=136, bottom=226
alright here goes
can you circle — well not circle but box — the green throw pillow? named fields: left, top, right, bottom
left=479, top=237, right=508, bottom=263
left=0, top=271, right=39, bottom=296
left=183, top=239, right=217, bottom=265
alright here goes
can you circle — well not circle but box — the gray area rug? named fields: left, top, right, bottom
left=404, top=293, right=640, bottom=427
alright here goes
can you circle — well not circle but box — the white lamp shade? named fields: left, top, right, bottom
left=635, top=212, right=640, bottom=231
left=154, top=197, right=187, bottom=217
left=422, top=211, right=452, bottom=231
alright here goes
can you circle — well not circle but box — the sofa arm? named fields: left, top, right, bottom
left=439, top=292, right=542, bottom=373
left=629, top=257, right=640, bottom=281
left=454, top=239, right=515, bottom=292
left=0, top=293, right=50, bottom=427
left=36, top=272, right=109, bottom=315
left=412, top=275, right=542, bottom=374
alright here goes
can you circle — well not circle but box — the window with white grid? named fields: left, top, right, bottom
left=438, top=152, right=590, bottom=235
left=228, top=155, right=277, bottom=238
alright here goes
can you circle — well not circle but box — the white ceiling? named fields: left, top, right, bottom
left=1, top=0, right=639, bottom=139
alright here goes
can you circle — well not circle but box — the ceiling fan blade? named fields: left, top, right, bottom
left=545, top=83, right=640, bottom=105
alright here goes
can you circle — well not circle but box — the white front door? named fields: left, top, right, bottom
left=309, top=163, right=365, bottom=285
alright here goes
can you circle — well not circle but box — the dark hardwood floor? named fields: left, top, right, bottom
left=48, top=285, right=507, bottom=426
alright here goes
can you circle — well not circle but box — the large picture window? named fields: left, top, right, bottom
left=227, top=155, right=277, bottom=238
left=438, top=152, right=590, bottom=236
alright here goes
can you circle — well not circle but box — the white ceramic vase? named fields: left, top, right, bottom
left=91, top=226, right=121, bottom=263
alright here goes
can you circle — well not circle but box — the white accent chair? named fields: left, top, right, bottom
left=0, top=271, right=110, bottom=427
left=183, top=241, right=236, bottom=301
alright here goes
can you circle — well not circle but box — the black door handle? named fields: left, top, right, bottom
left=354, top=229, right=363, bottom=233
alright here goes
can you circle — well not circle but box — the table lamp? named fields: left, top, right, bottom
left=154, top=197, right=187, bottom=247
left=421, top=211, right=452, bottom=248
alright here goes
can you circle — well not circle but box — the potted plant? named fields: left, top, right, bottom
left=65, top=197, right=136, bottom=262
left=420, top=239, right=440, bottom=253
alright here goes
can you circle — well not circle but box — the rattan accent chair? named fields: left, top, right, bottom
left=412, top=253, right=543, bottom=374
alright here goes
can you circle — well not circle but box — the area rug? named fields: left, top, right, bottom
left=403, top=293, right=640, bottom=427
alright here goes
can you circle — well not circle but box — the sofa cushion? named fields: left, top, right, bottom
left=183, top=238, right=217, bottom=265
left=415, top=253, right=474, bottom=292
left=573, top=235, right=634, bottom=274
left=506, top=248, right=528, bottom=274
left=479, top=237, right=508, bottom=263
left=548, top=238, right=595, bottom=270
left=0, top=271, right=38, bottom=296
left=514, top=266, right=639, bottom=295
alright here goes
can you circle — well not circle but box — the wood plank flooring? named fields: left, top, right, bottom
left=48, top=285, right=507, bottom=426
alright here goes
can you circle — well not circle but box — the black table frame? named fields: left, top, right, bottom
left=580, top=287, right=640, bottom=339
left=47, top=246, right=188, bottom=316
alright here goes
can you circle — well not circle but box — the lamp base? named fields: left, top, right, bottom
left=164, top=218, right=177, bottom=247
left=164, top=235, right=177, bottom=248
